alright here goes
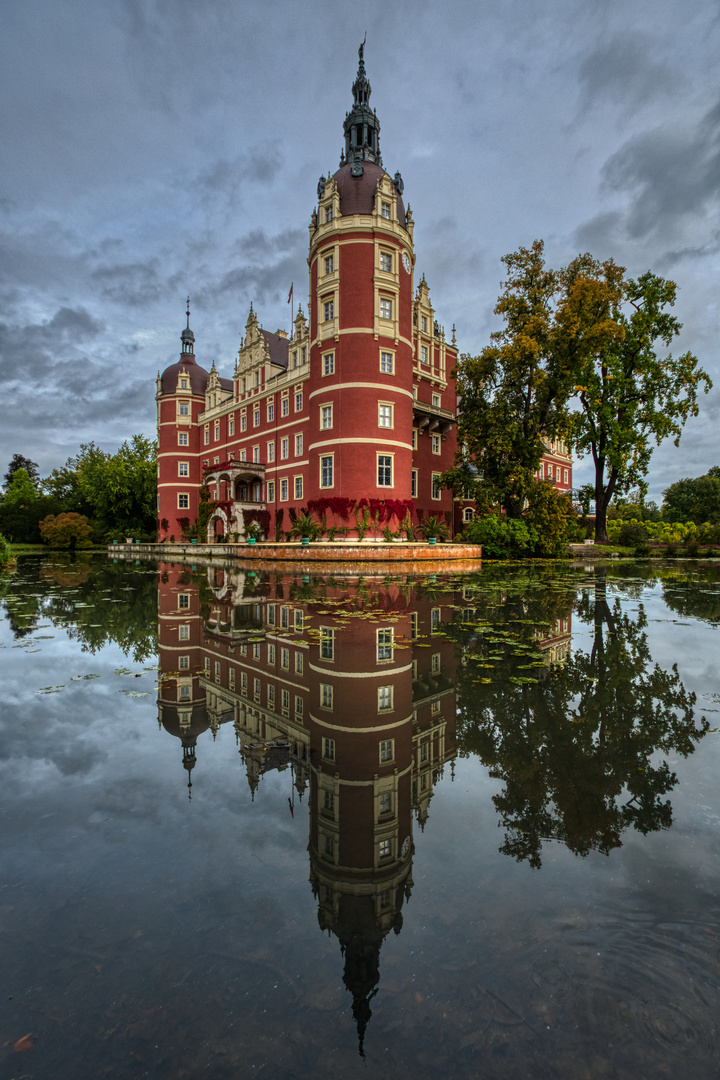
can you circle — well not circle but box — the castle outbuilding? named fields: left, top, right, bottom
left=156, top=46, right=571, bottom=543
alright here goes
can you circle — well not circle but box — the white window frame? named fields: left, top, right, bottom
left=280, top=478, right=289, bottom=501
left=320, top=404, right=333, bottom=430
left=320, top=454, right=334, bottom=489
left=178, top=462, right=189, bottom=476
left=322, top=352, right=335, bottom=376
left=377, top=453, right=393, bottom=488
left=294, top=475, right=303, bottom=500
left=178, top=493, right=189, bottom=509
left=178, top=432, right=188, bottom=446
left=431, top=472, right=442, bottom=500
left=378, top=403, right=393, bottom=429
left=380, top=297, right=392, bottom=320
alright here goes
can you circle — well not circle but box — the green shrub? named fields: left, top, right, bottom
left=39, top=513, right=93, bottom=549
left=0, top=532, right=12, bottom=568
left=618, top=522, right=649, bottom=547
left=464, top=513, right=538, bottom=559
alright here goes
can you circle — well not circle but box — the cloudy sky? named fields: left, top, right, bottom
left=2, top=0, right=719, bottom=501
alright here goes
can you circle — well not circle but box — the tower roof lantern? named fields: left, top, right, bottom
left=342, top=38, right=382, bottom=169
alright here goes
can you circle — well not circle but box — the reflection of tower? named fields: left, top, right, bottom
left=157, top=564, right=208, bottom=796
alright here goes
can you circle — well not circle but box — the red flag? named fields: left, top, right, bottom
left=287, top=283, right=293, bottom=304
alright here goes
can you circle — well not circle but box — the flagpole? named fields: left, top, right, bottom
left=288, top=282, right=294, bottom=337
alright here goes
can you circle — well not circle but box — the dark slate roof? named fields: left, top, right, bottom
left=262, top=329, right=289, bottom=370
left=160, top=355, right=210, bottom=396
left=219, top=376, right=233, bottom=392
left=332, top=161, right=406, bottom=226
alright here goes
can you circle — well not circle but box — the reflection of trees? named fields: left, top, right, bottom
left=660, top=565, right=720, bottom=626
left=456, top=569, right=708, bottom=869
left=2, top=555, right=158, bottom=661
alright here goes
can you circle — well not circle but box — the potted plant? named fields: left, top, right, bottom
left=246, top=522, right=261, bottom=545
left=418, top=515, right=449, bottom=545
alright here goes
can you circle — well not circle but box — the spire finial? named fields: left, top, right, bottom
left=186, top=296, right=190, bottom=328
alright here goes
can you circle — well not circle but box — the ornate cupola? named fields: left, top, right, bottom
left=180, top=297, right=195, bottom=357
left=343, top=39, right=382, bottom=171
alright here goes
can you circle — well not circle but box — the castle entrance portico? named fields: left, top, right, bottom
left=203, top=461, right=267, bottom=541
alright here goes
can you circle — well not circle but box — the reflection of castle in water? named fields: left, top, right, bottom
left=157, top=563, right=462, bottom=1053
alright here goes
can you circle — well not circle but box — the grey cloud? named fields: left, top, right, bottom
left=600, top=95, right=720, bottom=239
left=92, top=258, right=166, bottom=307
left=577, top=34, right=682, bottom=116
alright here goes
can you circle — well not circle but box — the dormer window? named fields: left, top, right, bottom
left=421, top=316, right=428, bottom=332
left=326, top=207, right=333, bottom=223
left=180, top=378, right=188, bottom=389
left=381, top=202, right=391, bottom=220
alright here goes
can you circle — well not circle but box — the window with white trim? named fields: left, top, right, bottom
left=178, top=593, right=190, bottom=609
left=421, top=316, right=428, bottom=332
left=320, top=455, right=334, bottom=488
left=267, top=441, right=275, bottom=462
left=178, top=432, right=188, bottom=446
left=321, top=687, right=333, bottom=712
left=178, top=462, right=189, bottom=476
left=253, top=445, right=260, bottom=463
left=281, top=437, right=289, bottom=459
left=295, top=653, right=304, bottom=675
left=320, top=627, right=334, bottom=661
left=381, top=202, right=391, bottom=220
left=267, top=481, right=275, bottom=501
left=323, top=352, right=334, bottom=376
left=378, top=403, right=393, bottom=429
left=179, top=402, right=189, bottom=416
left=324, top=254, right=334, bottom=274
left=320, top=404, right=333, bottom=430
left=432, top=473, right=441, bottom=499
left=281, top=396, right=289, bottom=417
left=325, top=206, right=333, bottom=223
left=229, top=418, right=235, bottom=435
left=377, top=455, right=393, bottom=487
left=204, top=427, right=210, bottom=445
left=380, top=738, right=394, bottom=762
left=281, top=647, right=290, bottom=670
left=432, top=434, right=441, bottom=454
left=295, top=391, right=303, bottom=412
left=379, top=792, right=392, bottom=816
left=179, top=625, right=190, bottom=640
left=380, top=351, right=394, bottom=374
left=295, top=434, right=303, bottom=455
left=378, top=687, right=393, bottom=712
left=179, top=655, right=190, bottom=669
left=214, top=422, right=220, bottom=440
left=294, top=476, right=303, bottom=500
left=380, top=298, right=392, bottom=319
left=411, top=469, right=418, bottom=498
left=295, top=694, right=303, bottom=715
left=241, top=413, right=247, bottom=431
left=178, top=493, right=189, bottom=509
left=464, top=507, right=474, bottom=522
left=380, top=251, right=392, bottom=272
left=280, top=478, right=288, bottom=501
left=323, top=300, right=334, bottom=322
left=421, top=345, right=428, bottom=364
left=377, top=628, right=393, bottom=662
left=379, top=838, right=392, bottom=860
left=432, top=393, right=441, bottom=407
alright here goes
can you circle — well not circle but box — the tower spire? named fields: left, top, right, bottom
left=181, top=297, right=195, bottom=356
left=343, top=39, right=381, bottom=169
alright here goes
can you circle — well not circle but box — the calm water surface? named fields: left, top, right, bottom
left=1, top=554, right=719, bottom=1079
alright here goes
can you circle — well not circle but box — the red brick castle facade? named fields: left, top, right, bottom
left=156, top=47, right=571, bottom=542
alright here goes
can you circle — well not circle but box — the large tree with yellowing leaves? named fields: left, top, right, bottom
left=568, top=268, right=712, bottom=542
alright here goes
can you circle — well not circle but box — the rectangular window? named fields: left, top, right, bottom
left=178, top=432, right=188, bottom=446
left=380, top=251, right=392, bottom=272
left=431, top=473, right=441, bottom=500
left=380, top=351, right=394, bottom=374
left=178, top=493, right=189, bottom=509
left=294, top=610, right=303, bottom=632
left=228, top=667, right=235, bottom=688
left=241, top=414, right=247, bottom=431
left=178, top=593, right=190, bottom=609
left=556, top=465, right=561, bottom=481
left=321, top=687, right=334, bottom=712
left=267, top=403, right=274, bottom=421
left=379, top=792, right=392, bottom=816
left=229, top=418, right=235, bottom=435
left=421, top=316, right=427, bottom=332
left=267, top=685, right=275, bottom=706
left=421, top=345, right=428, bottom=364
left=325, top=206, right=333, bottom=223
left=432, top=434, right=441, bottom=454
left=295, top=434, right=303, bottom=456
left=281, top=688, right=290, bottom=711
left=179, top=655, right=190, bottom=669
left=380, top=298, right=392, bottom=319
left=281, top=396, right=289, bottom=417
left=380, top=738, right=394, bottom=762
left=240, top=450, right=246, bottom=462
left=267, top=441, right=275, bottom=462
left=377, top=628, right=393, bottom=662
left=253, top=445, right=260, bottom=463
left=295, top=653, right=304, bottom=675
left=378, top=687, right=393, bottom=713
left=179, top=684, right=191, bottom=700
left=320, top=404, right=333, bottom=430
left=324, top=254, right=334, bottom=274
left=564, top=468, right=569, bottom=484
left=281, top=647, right=290, bottom=670
left=323, top=352, right=335, bottom=376
left=411, top=613, right=418, bottom=639
left=320, top=455, right=334, bottom=488
left=179, top=625, right=190, bottom=640
left=295, top=391, right=302, bottom=412
left=253, top=678, right=261, bottom=701
left=214, top=422, right=220, bottom=440
left=302, top=347, right=307, bottom=365
left=267, top=605, right=276, bottom=626
left=294, top=476, right=303, bottom=500
left=379, top=838, right=392, bottom=860
left=420, top=742, right=429, bottom=763
left=268, top=643, right=276, bottom=665
left=280, top=478, right=288, bottom=501
left=320, top=627, right=334, bottom=661
left=295, top=694, right=303, bottom=715
left=378, top=404, right=393, bottom=428
left=324, top=300, right=334, bottom=321
left=252, top=642, right=261, bottom=660
left=377, top=455, right=392, bottom=487
left=280, top=607, right=289, bottom=629
left=241, top=672, right=248, bottom=693
left=381, top=202, right=391, bottom=220
left=432, top=393, right=441, bottom=408
left=281, top=437, right=289, bottom=459
left=178, top=462, right=189, bottom=476
left=204, top=427, right=210, bottom=445
left=431, top=652, right=440, bottom=674
left=411, top=469, right=418, bottom=498
left=253, top=409, right=260, bottom=427
left=323, top=790, right=335, bottom=814
left=412, top=428, right=417, bottom=449
left=267, top=480, right=275, bottom=502
left=179, top=402, right=189, bottom=416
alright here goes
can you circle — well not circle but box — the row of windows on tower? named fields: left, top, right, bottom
left=321, top=200, right=391, bottom=226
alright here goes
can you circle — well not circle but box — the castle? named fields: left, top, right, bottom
left=156, top=46, right=571, bottom=542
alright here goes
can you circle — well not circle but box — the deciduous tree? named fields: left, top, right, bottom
left=662, top=467, right=720, bottom=524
